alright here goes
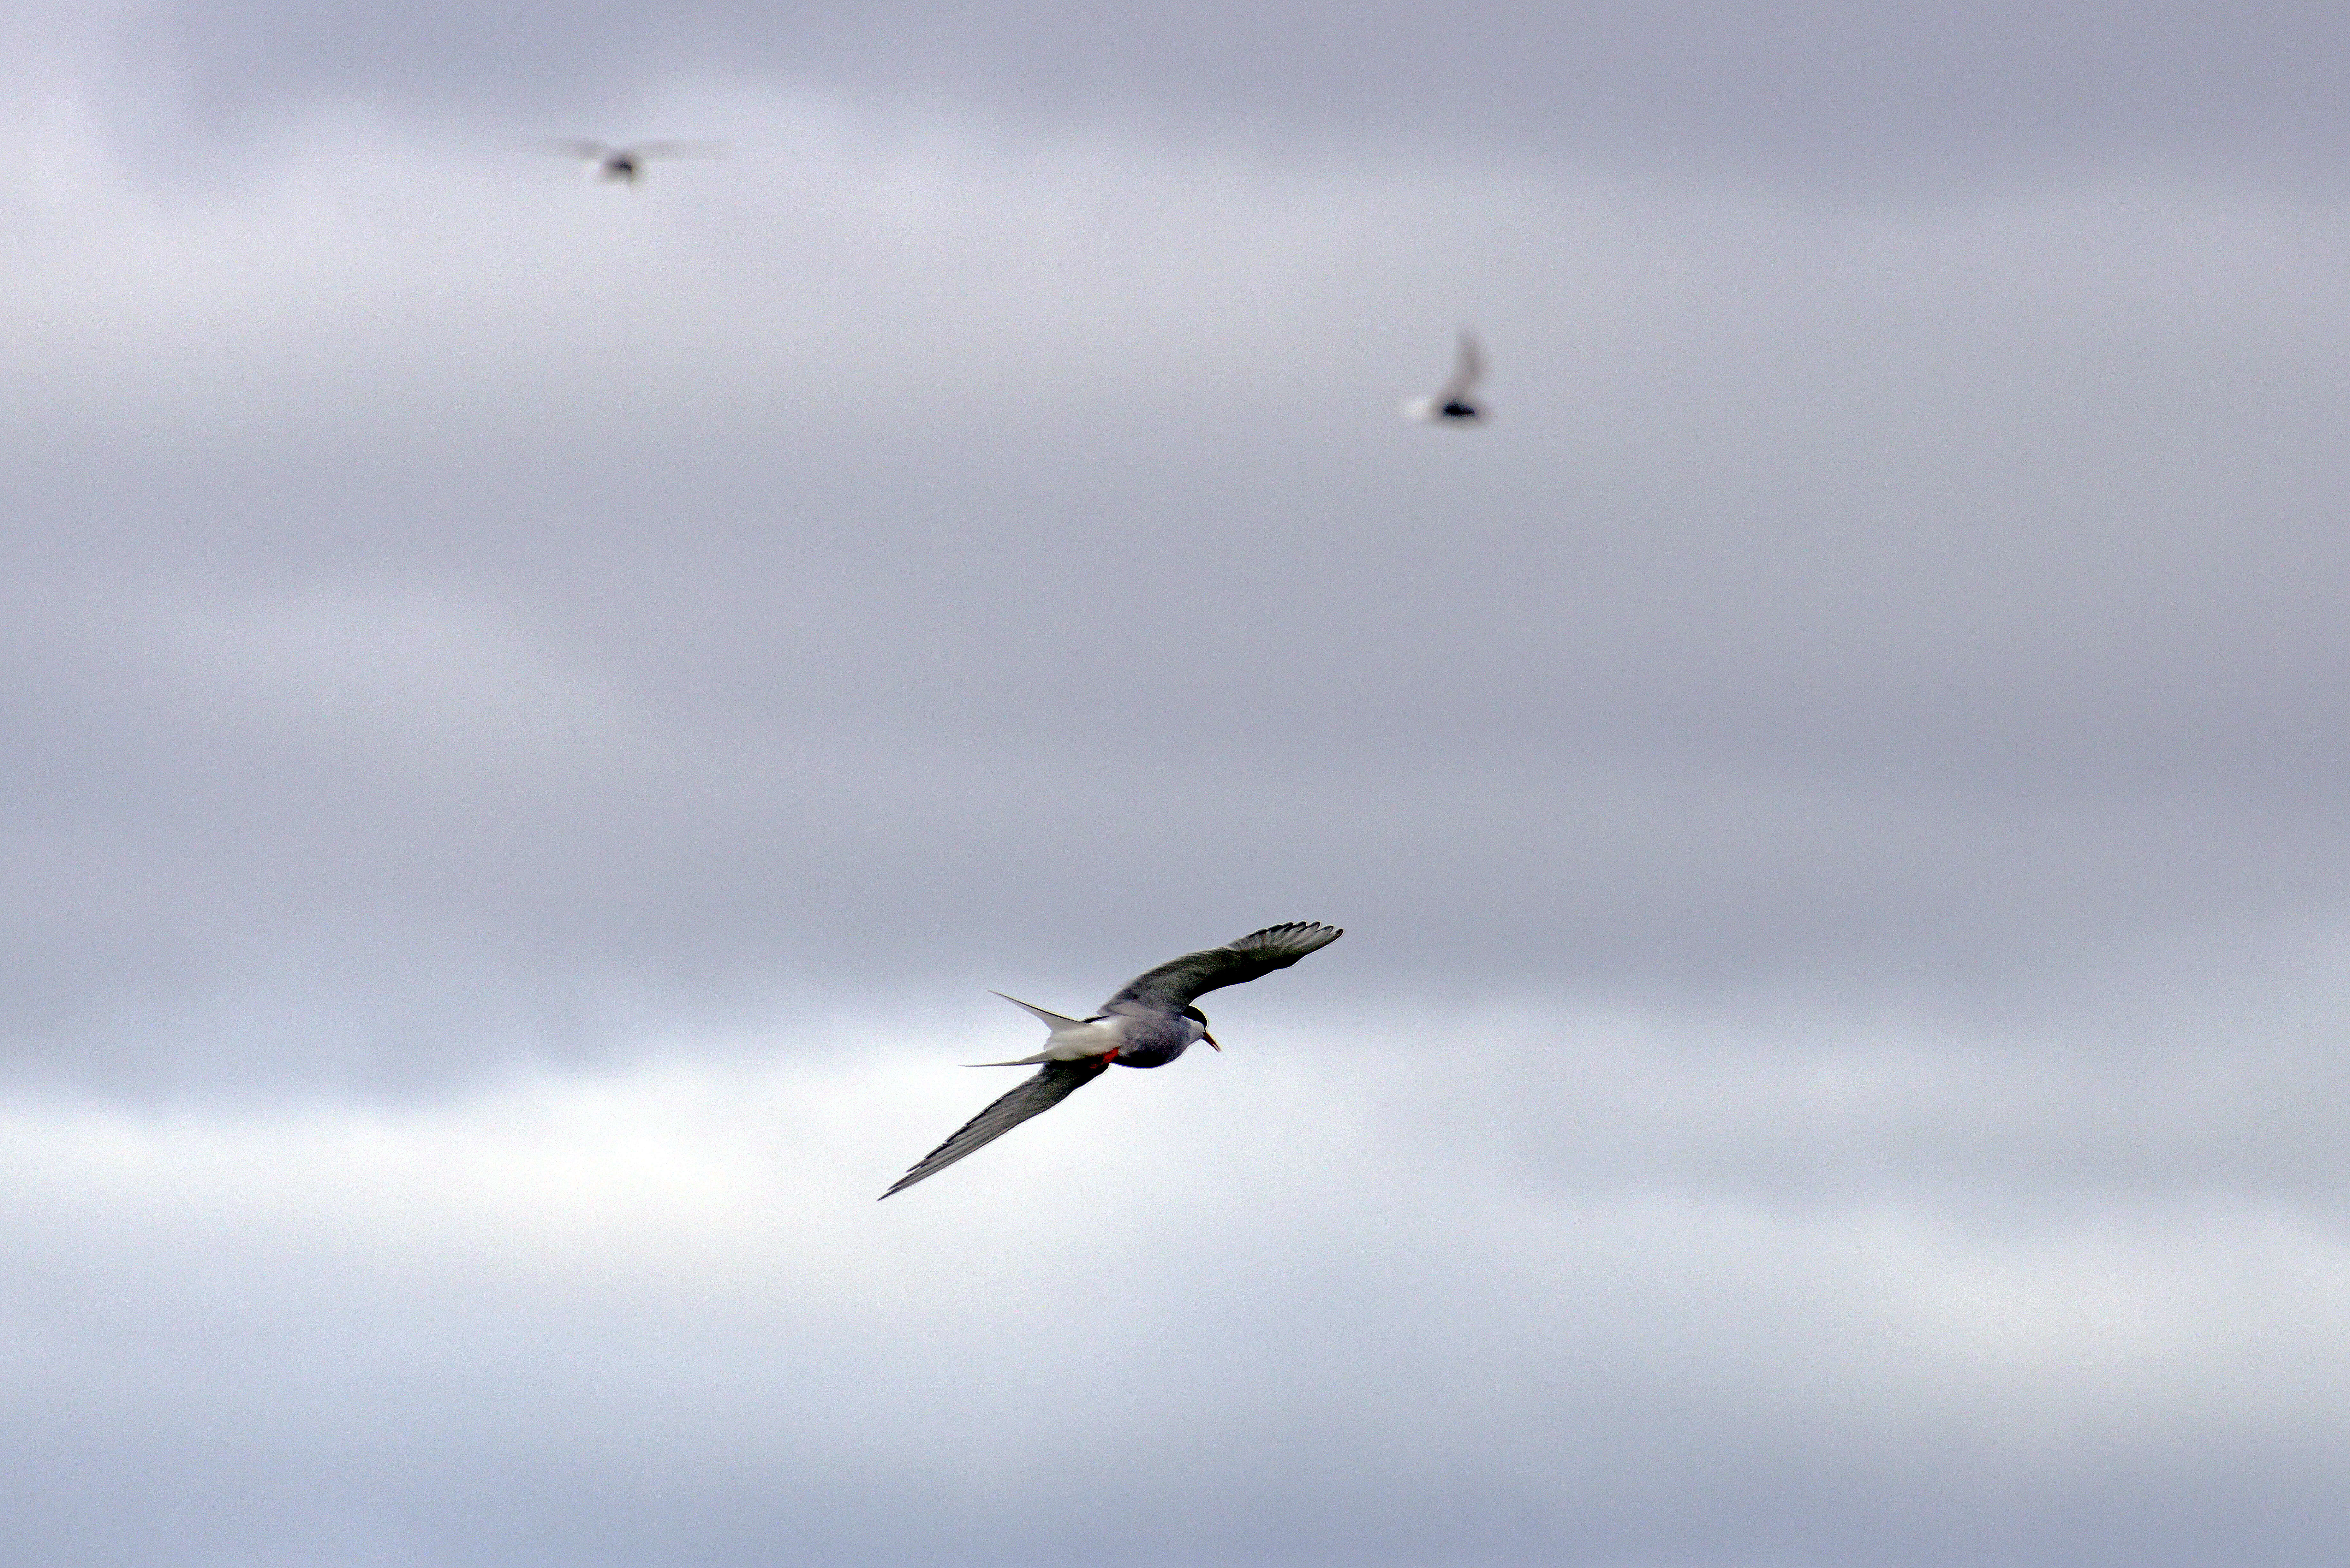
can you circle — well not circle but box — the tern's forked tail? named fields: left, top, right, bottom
left=990, top=991, right=1088, bottom=1030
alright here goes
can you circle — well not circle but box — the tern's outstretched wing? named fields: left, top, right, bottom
left=537, top=138, right=611, bottom=159
left=632, top=140, right=727, bottom=160
left=879, top=1056, right=1110, bottom=1199
left=1101, top=922, right=1343, bottom=1016
left=1437, top=328, right=1484, bottom=401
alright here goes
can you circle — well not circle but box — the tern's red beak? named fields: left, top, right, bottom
left=1204, top=1033, right=1221, bottom=1051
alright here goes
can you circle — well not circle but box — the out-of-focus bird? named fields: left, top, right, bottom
left=879, top=922, right=1344, bottom=1199
left=1402, top=327, right=1490, bottom=425
left=539, top=139, right=726, bottom=186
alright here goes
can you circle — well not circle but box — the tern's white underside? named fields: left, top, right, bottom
left=969, top=996, right=1141, bottom=1064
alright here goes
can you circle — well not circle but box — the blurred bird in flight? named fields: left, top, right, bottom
left=539, top=139, right=726, bottom=186
left=1402, top=327, right=1490, bottom=425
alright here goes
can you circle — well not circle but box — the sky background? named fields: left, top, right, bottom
left=5, top=4, right=2350, bottom=1564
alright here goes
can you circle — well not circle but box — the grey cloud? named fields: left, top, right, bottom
left=3, top=1038, right=2346, bottom=1566
left=8, top=112, right=2350, bottom=1092
left=6, top=28, right=2350, bottom=1567
left=142, top=3, right=2350, bottom=194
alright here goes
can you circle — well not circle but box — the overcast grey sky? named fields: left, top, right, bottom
left=5, top=5, right=2350, bottom=1565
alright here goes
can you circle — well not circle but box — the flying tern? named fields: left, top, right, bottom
left=1402, top=328, right=1490, bottom=426
left=540, top=139, right=725, bottom=186
left=879, top=922, right=1344, bottom=1199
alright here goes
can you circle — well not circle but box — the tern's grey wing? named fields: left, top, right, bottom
left=537, top=138, right=611, bottom=159
left=1101, top=922, right=1344, bottom=1016
left=1437, top=328, right=1484, bottom=401
left=878, top=1056, right=1110, bottom=1199
left=632, top=140, right=727, bottom=159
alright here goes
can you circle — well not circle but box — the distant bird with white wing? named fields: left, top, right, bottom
left=1402, top=327, right=1490, bottom=426
left=880, top=923, right=1344, bottom=1199
left=540, top=139, right=726, bottom=186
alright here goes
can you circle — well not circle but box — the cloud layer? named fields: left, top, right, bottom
left=7, top=13, right=2350, bottom=1564
left=8, top=1009, right=2348, bottom=1567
